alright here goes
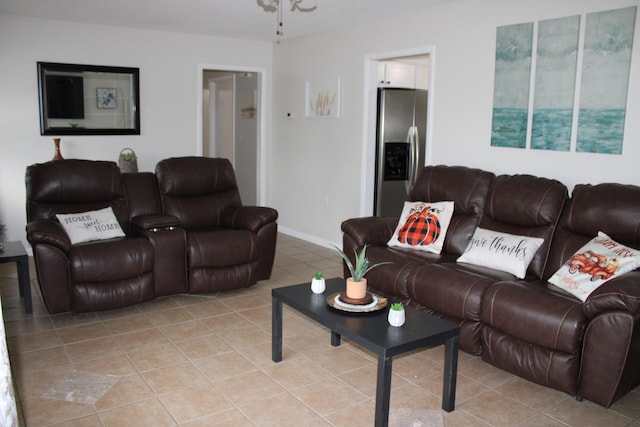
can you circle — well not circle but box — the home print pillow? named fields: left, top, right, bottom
left=56, top=207, right=125, bottom=245
left=387, top=201, right=454, bottom=254
left=548, top=232, right=640, bottom=302
left=456, top=227, right=544, bottom=279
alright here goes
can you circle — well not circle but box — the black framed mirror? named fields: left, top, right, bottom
left=37, top=62, right=140, bottom=135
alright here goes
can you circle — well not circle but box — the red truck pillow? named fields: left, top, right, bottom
left=548, top=231, right=640, bottom=302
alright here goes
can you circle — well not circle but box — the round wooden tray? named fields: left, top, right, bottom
left=326, top=292, right=388, bottom=313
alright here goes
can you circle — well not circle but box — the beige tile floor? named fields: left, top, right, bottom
left=1, top=233, right=639, bottom=426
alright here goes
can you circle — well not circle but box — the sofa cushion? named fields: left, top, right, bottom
left=69, top=238, right=154, bottom=283
left=408, top=165, right=495, bottom=256
left=57, top=207, right=125, bottom=244
left=26, top=159, right=130, bottom=232
left=548, top=232, right=640, bottom=302
left=456, top=228, right=544, bottom=279
left=481, top=281, right=585, bottom=353
left=186, top=229, right=257, bottom=268
left=387, top=201, right=454, bottom=254
left=544, top=183, right=640, bottom=278
left=156, top=157, right=242, bottom=229
left=406, top=263, right=494, bottom=354
left=480, top=174, right=568, bottom=279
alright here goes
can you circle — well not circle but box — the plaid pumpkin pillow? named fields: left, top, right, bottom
left=387, top=201, right=454, bottom=254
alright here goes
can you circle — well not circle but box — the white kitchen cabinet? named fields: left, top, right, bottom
left=377, top=61, right=428, bottom=90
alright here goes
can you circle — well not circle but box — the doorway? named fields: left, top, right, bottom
left=361, top=48, right=434, bottom=216
left=199, top=66, right=264, bottom=206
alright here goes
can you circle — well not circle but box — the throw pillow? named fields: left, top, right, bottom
left=456, top=228, right=544, bottom=279
left=56, top=207, right=125, bottom=245
left=387, top=201, right=454, bottom=254
left=548, top=231, right=640, bottom=302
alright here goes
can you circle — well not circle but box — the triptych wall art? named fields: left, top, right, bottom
left=491, top=6, right=637, bottom=154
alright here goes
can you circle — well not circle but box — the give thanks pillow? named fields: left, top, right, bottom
left=457, top=228, right=544, bottom=279
left=548, top=232, right=640, bottom=302
left=387, top=201, right=454, bottom=254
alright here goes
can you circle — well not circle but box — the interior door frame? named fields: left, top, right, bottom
left=361, top=46, right=435, bottom=217
left=197, top=64, right=268, bottom=206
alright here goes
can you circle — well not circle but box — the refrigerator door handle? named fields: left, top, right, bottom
left=412, top=125, right=420, bottom=188
left=406, top=126, right=419, bottom=194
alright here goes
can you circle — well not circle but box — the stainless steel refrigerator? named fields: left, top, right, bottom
left=374, top=88, right=428, bottom=217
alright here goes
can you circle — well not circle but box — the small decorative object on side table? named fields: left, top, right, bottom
left=311, top=271, right=326, bottom=294
left=388, top=303, right=406, bottom=327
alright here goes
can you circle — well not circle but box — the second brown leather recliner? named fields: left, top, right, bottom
left=155, top=156, right=278, bottom=293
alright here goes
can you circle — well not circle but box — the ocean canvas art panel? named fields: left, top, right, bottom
left=577, top=7, right=636, bottom=154
left=531, top=15, right=580, bottom=151
left=491, top=22, right=534, bottom=149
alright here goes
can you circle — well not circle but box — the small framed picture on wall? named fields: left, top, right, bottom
left=97, top=88, right=117, bottom=109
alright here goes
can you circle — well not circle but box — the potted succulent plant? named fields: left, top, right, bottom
left=388, top=302, right=405, bottom=327
left=333, top=244, right=391, bottom=300
left=311, top=271, right=326, bottom=294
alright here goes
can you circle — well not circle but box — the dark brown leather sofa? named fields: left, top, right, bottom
left=341, top=165, right=640, bottom=408
left=26, top=157, right=278, bottom=314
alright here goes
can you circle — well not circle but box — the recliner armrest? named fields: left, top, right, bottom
left=221, top=206, right=278, bottom=232
left=341, top=216, right=398, bottom=247
left=26, top=219, right=72, bottom=253
left=131, top=214, right=181, bottom=231
left=583, top=270, right=640, bottom=317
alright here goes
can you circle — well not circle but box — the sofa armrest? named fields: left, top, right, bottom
left=583, top=270, right=640, bottom=318
left=221, top=206, right=278, bottom=233
left=26, top=219, right=72, bottom=253
left=341, top=216, right=398, bottom=247
left=131, top=214, right=181, bottom=231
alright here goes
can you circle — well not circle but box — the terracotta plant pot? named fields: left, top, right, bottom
left=346, top=277, right=367, bottom=300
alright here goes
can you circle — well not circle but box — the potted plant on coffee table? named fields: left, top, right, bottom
left=388, top=302, right=406, bottom=327
left=333, top=244, right=391, bottom=301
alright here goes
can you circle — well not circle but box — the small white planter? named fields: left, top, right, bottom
left=311, top=277, right=326, bottom=294
left=388, top=308, right=405, bottom=327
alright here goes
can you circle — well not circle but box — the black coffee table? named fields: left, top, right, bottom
left=272, top=278, right=460, bottom=427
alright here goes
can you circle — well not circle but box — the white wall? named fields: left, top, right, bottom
left=271, top=0, right=640, bottom=247
left=2, top=0, right=640, bottom=251
left=0, top=15, right=272, bottom=246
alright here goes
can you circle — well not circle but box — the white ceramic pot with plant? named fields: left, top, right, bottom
left=311, top=271, right=326, bottom=294
left=388, top=303, right=406, bottom=327
left=333, top=244, right=391, bottom=300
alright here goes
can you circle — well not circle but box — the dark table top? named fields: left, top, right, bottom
left=272, top=278, right=460, bottom=358
left=0, top=241, right=28, bottom=262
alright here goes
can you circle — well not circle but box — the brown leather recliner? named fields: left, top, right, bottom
left=26, top=159, right=155, bottom=313
left=155, top=157, right=278, bottom=293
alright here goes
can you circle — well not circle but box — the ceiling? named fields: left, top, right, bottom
left=0, top=0, right=455, bottom=42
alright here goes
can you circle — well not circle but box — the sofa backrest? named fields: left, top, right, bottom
left=155, top=156, right=242, bottom=229
left=480, top=174, right=568, bottom=279
left=26, top=159, right=130, bottom=231
left=409, top=165, right=495, bottom=256
left=544, top=183, right=640, bottom=278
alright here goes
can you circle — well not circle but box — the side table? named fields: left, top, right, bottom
left=0, top=241, right=32, bottom=314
